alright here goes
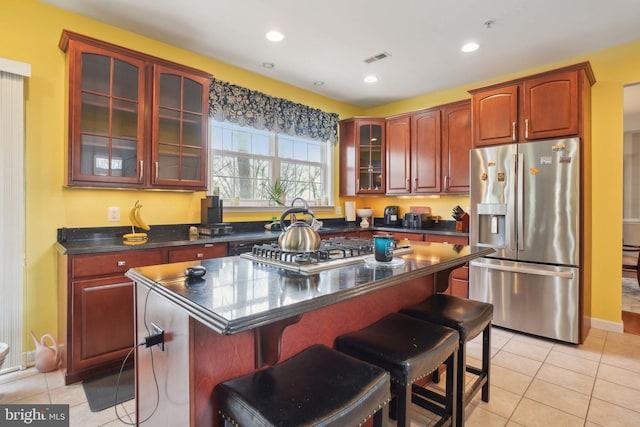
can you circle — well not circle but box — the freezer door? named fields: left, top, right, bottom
left=517, top=138, right=580, bottom=265
left=469, top=258, right=580, bottom=343
left=470, top=144, right=517, bottom=260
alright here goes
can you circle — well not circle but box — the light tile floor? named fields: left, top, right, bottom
left=1, top=326, right=639, bottom=426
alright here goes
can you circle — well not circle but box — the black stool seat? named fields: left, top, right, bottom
left=217, top=344, right=390, bottom=427
left=400, top=294, right=493, bottom=427
left=336, top=313, right=459, bottom=427
left=401, top=294, right=493, bottom=342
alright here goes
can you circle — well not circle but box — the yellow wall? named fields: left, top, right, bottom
left=2, top=0, right=638, bottom=350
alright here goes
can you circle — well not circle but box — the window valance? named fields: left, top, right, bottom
left=208, top=78, right=339, bottom=143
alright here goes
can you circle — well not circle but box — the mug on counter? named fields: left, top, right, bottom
left=373, top=234, right=395, bottom=262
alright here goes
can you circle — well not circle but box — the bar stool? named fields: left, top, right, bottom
left=335, top=313, right=459, bottom=427
left=400, top=294, right=493, bottom=427
left=217, top=344, right=391, bottom=427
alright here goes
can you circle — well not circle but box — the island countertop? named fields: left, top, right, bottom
left=125, top=241, right=493, bottom=336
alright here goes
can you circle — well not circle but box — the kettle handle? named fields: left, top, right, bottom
left=280, top=207, right=315, bottom=231
left=40, top=334, right=59, bottom=358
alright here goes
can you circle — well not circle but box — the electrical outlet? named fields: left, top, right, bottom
left=335, top=205, right=342, bottom=215
left=151, top=322, right=164, bottom=336
left=107, top=206, right=120, bottom=222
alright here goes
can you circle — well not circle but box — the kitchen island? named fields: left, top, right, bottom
left=126, top=241, right=493, bottom=427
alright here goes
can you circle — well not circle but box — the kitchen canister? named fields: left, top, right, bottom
left=345, top=201, right=356, bottom=222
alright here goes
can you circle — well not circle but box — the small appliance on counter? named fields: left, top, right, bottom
left=383, top=205, right=401, bottom=226
left=198, top=196, right=233, bottom=236
left=452, top=205, right=469, bottom=232
left=402, top=212, right=429, bottom=229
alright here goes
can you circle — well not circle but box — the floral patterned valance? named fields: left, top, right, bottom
left=208, top=78, right=339, bottom=143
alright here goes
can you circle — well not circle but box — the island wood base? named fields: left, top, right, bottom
left=187, top=275, right=435, bottom=427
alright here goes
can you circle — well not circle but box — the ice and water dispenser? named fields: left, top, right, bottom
left=475, top=203, right=507, bottom=248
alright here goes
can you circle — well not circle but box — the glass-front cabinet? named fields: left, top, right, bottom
left=339, top=118, right=385, bottom=196
left=358, top=123, right=384, bottom=192
left=153, top=66, right=208, bottom=187
left=60, top=30, right=211, bottom=190
left=71, top=46, right=145, bottom=185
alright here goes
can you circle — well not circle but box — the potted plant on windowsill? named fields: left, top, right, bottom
left=264, top=179, right=289, bottom=206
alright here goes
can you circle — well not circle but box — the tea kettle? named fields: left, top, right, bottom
left=278, top=207, right=321, bottom=252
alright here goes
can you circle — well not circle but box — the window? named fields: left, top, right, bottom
left=209, top=120, right=333, bottom=206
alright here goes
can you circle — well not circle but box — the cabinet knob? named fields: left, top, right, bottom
left=139, top=160, right=143, bottom=183
left=155, top=161, right=159, bottom=183
left=414, top=177, right=418, bottom=192
left=406, top=179, right=410, bottom=191
left=511, top=122, right=517, bottom=142
left=444, top=175, right=449, bottom=190
left=196, top=253, right=204, bottom=258
left=524, top=118, right=529, bottom=139
left=117, top=261, right=126, bottom=267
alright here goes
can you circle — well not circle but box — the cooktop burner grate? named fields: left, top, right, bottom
left=250, top=237, right=374, bottom=265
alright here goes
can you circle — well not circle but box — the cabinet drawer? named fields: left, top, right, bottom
left=425, top=234, right=468, bottom=245
left=71, top=249, right=163, bottom=279
left=390, top=232, right=424, bottom=242
left=168, top=243, right=227, bottom=263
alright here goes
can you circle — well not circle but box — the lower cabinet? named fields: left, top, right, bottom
left=167, top=243, right=227, bottom=262
left=425, top=234, right=470, bottom=297
left=58, top=244, right=226, bottom=384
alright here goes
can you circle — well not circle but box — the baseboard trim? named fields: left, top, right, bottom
left=590, top=317, right=624, bottom=333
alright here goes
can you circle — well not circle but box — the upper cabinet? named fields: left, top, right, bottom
left=59, top=30, right=211, bottom=190
left=470, top=62, right=595, bottom=147
left=442, top=101, right=472, bottom=193
left=339, top=118, right=386, bottom=196
left=385, top=100, right=470, bottom=195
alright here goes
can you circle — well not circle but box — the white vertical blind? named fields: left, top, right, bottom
left=0, top=58, right=30, bottom=373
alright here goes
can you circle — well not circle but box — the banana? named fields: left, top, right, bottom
left=129, top=206, right=141, bottom=229
left=123, top=232, right=148, bottom=240
left=123, top=238, right=147, bottom=246
left=133, top=201, right=151, bottom=231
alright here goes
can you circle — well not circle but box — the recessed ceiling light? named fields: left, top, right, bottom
left=461, top=42, right=479, bottom=53
left=266, top=31, right=284, bottom=42
left=313, top=81, right=324, bottom=86
left=364, top=75, right=378, bottom=83
left=262, top=62, right=275, bottom=69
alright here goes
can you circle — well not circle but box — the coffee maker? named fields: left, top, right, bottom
left=383, top=206, right=401, bottom=226
left=199, top=196, right=232, bottom=235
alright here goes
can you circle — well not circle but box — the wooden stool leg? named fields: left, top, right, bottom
left=446, top=349, right=458, bottom=427
left=456, top=340, right=466, bottom=427
left=394, top=381, right=411, bottom=427
left=482, top=324, right=491, bottom=402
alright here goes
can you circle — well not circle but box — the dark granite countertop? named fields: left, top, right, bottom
left=56, top=219, right=469, bottom=255
left=125, top=242, right=492, bottom=335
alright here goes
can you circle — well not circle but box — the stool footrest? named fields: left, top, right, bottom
left=411, top=387, right=453, bottom=427
left=464, top=372, right=489, bottom=404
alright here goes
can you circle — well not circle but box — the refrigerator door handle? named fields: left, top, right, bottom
left=471, top=260, right=575, bottom=279
left=517, top=152, right=524, bottom=251
left=509, top=153, right=517, bottom=251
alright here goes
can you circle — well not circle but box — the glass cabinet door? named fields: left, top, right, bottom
left=357, top=122, right=385, bottom=193
left=153, top=65, right=208, bottom=188
left=72, top=47, right=145, bottom=184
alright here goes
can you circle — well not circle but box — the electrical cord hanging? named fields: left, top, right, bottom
left=114, top=283, right=160, bottom=425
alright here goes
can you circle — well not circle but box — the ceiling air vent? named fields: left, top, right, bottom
left=364, top=51, right=391, bottom=64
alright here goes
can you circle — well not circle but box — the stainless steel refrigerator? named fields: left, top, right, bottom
left=468, top=137, right=581, bottom=343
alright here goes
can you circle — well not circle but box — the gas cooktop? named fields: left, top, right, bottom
left=240, top=237, right=411, bottom=274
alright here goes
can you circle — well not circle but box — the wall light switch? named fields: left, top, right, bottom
left=108, top=206, right=120, bottom=222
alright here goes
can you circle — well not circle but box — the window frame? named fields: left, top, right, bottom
left=209, top=119, right=334, bottom=209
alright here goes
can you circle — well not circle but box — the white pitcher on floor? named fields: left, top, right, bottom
left=30, top=330, right=60, bottom=373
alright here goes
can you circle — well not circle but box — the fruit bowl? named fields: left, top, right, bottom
left=356, top=208, right=374, bottom=218
left=356, top=208, right=374, bottom=228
